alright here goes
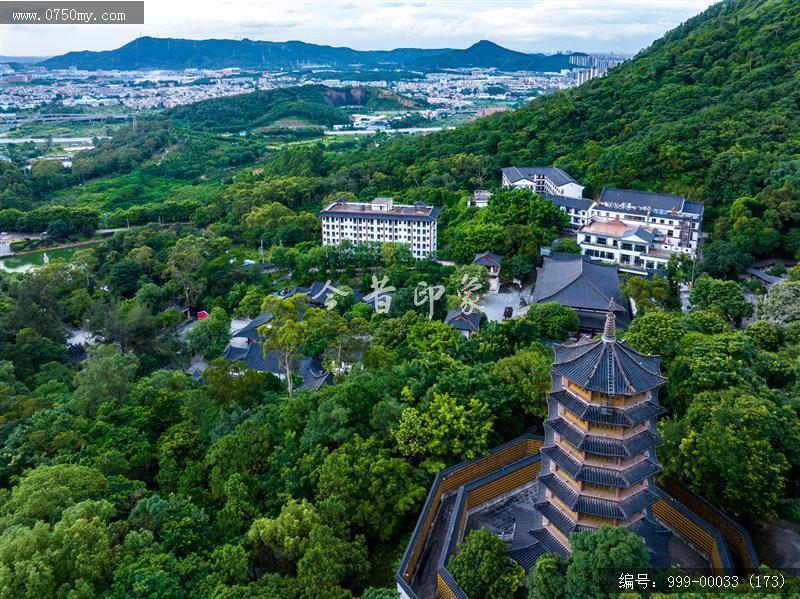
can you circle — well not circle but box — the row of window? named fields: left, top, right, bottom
left=583, top=236, right=647, bottom=253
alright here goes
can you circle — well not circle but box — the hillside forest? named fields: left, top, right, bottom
left=0, top=0, right=798, bottom=597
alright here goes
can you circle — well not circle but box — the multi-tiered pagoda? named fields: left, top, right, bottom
left=531, top=309, right=673, bottom=566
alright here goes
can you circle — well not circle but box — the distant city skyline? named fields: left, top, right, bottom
left=0, top=0, right=717, bottom=58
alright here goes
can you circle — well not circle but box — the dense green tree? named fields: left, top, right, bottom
left=565, top=526, right=650, bottom=599
left=622, top=274, right=670, bottom=314
left=661, top=389, right=799, bottom=517
left=492, top=347, right=551, bottom=420
left=761, top=281, right=800, bottom=325
left=316, top=436, right=425, bottom=542
left=3, top=327, right=68, bottom=383
left=395, top=392, right=493, bottom=473
left=527, top=553, right=568, bottom=599
left=166, top=235, right=209, bottom=306
left=552, top=238, right=581, bottom=255
left=447, top=529, right=525, bottom=599
left=745, top=320, right=783, bottom=351
left=0, top=464, right=108, bottom=526
left=110, top=259, right=145, bottom=297
left=689, top=274, right=752, bottom=323
left=70, top=345, right=139, bottom=417
left=524, top=302, right=579, bottom=341
left=257, top=295, right=309, bottom=395
left=702, top=241, right=753, bottom=278
left=624, top=310, right=686, bottom=363
left=187, top=307, right=231, bottom=358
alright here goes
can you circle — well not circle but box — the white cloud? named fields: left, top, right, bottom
left=0, top=0, right=717, bottom=57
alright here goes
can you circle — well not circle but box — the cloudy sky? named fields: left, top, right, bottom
left=0, top=0, right=718, bottom=57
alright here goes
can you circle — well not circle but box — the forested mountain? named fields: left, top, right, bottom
left=273, top=0, right=799, bottom=259
left=165, top=85, right=420, bottom=133
left=39, top=36, right=580, bottom=72
left=0, top=2, right=799, bottom=599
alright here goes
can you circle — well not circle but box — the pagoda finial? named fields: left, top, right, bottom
left=602, top=301, right=616, bottom=342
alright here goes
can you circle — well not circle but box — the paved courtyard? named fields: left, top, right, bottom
left=480, top=283, right=534, bottom=322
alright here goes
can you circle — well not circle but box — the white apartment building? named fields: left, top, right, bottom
left=590, top=188, right=703, bottom=254
left=320, top=197, right=440, bottom=259
left=501, top=166, right=592, bottom=230
left=578, top=218, right=671, bottom=274
left=501, top=166, right=585, bottom=199
left=502, top=166, right=704, bottom=268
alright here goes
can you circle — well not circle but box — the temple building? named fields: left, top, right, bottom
left=531, top=253, right=629, bottom=333
left=397, top=310, right=758, bottom=599
left=531, top=309, right=671, bottom=565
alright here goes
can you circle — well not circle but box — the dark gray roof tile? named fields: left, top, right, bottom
left=502, top=166, right=580, bottom=188
left=551, top=334, right=666, bottom=396
left=600, top=188, right=685, bottom=212
left=531, top=255, right=625, bottom=313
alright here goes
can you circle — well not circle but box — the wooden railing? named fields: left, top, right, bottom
left=437, top=457, right=542, bottom=598
left=652, top=492, right=732, bottom=573
left=659, top=480, right=758, bottom=571
left=397, top=434, right=544, bottom=595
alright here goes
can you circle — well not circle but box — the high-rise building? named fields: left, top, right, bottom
left=320, top=197, right=440, bottom=259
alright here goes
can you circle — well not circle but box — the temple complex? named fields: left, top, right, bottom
left=397, top=310, right=758, bottom=599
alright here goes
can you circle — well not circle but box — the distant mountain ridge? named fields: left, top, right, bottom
left=39, top=37, right=583, bottom=72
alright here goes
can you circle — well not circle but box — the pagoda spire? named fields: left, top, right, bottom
left=602, top=301, right=616, bottom=342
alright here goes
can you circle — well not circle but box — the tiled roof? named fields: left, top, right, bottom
left=473, top=251, right=503, bottom=267
left=546, top=418, right=663, bottom=458
left=539, top=473, right=658, bottom=520
left=502, top=166, right=580, bottom=188
left=221, top=342, right=329, bottom=391
left=549, top=390, right=663, bottom=427
left=510, top=507, right=538, bottom=550
left=544, top=193, right=593, bottom=211
left=552, top=333, right=666, bottom=396
left=542, top=445, right=661, bottom=487
left=231, top=311, right=273, bottom=341
left=531, top=254, right=626, bottom=313
left=444, top=310, right=482, bottom=332
left=682, top=200, right=705, bottom=215
left=534, top=500, right=576, bottom=537
left=600, top=188, right=685, bottom=212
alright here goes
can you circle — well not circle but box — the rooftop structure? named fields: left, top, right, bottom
left=444, top=310, right=482, bottom=339
left=397, top=313, right=759, bottom=599
left=320, top=197, right=440, bottom=259
left=578, top=217, right=672, bottom=274
left=531, top=253, right=629, bottom=332
left=545, top=193, right=594, bottom=230
left=473, top=251, right=502, bottom=293
left=469, top=190, right=492, bottom=208
left=501, top=166, right=585, bottom=202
